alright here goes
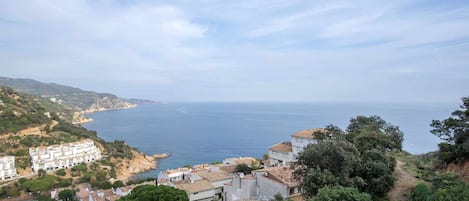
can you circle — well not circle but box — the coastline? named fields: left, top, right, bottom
left=80, top=104, right=166, bottom=181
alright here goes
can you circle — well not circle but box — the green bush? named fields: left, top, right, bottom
left=314, top=185, right=371, bottom=201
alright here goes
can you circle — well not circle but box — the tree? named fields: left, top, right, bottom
left=298, top=141, right=360, bottom=177
left=118, top=185, right=188, bottom=201
left=346, top=115, right=403, bottom=151
left=431, top=97, right=469, bottom=163
left=235, top=164, right=253, bottom=174
left=313, top=185, right=371, bottom=201
left=58, top=189, right=76, bottom=201
left=302, top=168, right=338, bottom=196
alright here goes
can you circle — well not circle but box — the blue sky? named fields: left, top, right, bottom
left=1, top=0, right=468, bottom=102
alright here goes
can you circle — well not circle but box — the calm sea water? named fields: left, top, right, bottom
left=83, top=102, right=457, bottom=177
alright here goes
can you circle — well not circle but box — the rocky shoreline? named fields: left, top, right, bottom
left=78, top=104, right=168, bottom=181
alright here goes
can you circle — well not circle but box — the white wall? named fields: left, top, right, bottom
left=0, top=156, right=16, bottom=180
left=189, top=189, right=216, bottom=201
left=291, top=137, right=317, bottom=156
left=269, top=150, right=295, bottom=166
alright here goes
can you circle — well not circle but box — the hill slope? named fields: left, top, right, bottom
left=0, top=76, right=135, bottom=113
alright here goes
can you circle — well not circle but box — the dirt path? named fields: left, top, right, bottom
left=388, top=160, right=420, bottom=201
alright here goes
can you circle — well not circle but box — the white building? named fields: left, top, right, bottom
left=157, top=167, right=192, bottom=183
left=268, top=142, right=295, bottom=166
left=224, top=167, right=303, bottom=201
left=268, top=128, right=324, bottom=166
left=0, top=155, right=17, bottom=180
left=291, top=128, right=323, bottom=157
left=29, top=139, right=102, bottom=172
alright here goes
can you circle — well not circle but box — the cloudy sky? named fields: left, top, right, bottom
left=1, top=0, right=468, bottom=102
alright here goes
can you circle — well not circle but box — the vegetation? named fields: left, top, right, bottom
left=118, top=185, right=189, bottom=201
left=235, top=163, right=253, bottom=174
left=408, top=173, right=469, bottom=201
left=313, top=185, right=371, bottom=201
left=0, top=87, right=50, bottom=134
left=431, top=96, right=469, bottom=164
left=58, top=189, right=76, bottom=201
left=0, top=76, right=131, bottom=111
left=296, top=115, right=400, bottom=199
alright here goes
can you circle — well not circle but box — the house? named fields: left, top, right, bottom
left=174, top=180, right=217, bottom=201
left=254, top=167, right=301, bottom=200
left=0, top=155, right=17, bottom=180
left=268, top=142, right=295, bottom=166
left=268, top=128, right=324, bottom=166
left=291, top=128, right=323, bottom=157
left=223, top=167, right=302, bottom=201
left=29, top=139, right=102, bottom=172
left=157, top=167, right=192, bottom=183
left=223, top=173, right=257, bottom=201
left=196, top=168, right=232, bottom=200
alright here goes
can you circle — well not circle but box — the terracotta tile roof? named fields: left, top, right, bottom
left=196, top=170, right=231, bottom=182
left=269, top=142, right=292, bottom=153
left=254, top=167, right=299, bottom=187
left=220, top=165, right=237, bottom=173
left=224, top=157, right=257, bottom=165
left=175, top=180, right=215, bottom=193
left=291, top=128, right=324, bottom=139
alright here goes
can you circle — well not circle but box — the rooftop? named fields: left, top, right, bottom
left=269, top=142, right=292, bottom=153
left=291, top=128, right=324, bottom=139
left=254, top=166, right=299, bottom=187
left=175, top=180, right=215, bottom=193
left=224, top=157, right=257, bottom=165
left=196, top=170, right=231, bottom=182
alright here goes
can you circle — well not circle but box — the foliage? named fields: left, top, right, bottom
left=58, top=189, right=76, bottom=201
left=302, top=168, right=339, bottom=196
left=126, top=177, right=156, bottom=186
left=71, top=163, right=87, bottom=172
left=431, top=96, right=469, bottom=164
left=298, top=141, right=360, bottom=177
left=297, top=115, right=400, bottom=199
left=113, top=180, right=125, bottom=188
left=0, top=87, right=50, bottom=134
left=408, top=183, right=432, bottom=201
left=22, top=175, right=57, bottom=193
left=235, top=163, right=253, bottom=174
left=408, top=173, right=469, bottom=201
left=0, top=76, right=129, bottom=111
left=313, top=185, right=371, bottom=201
left=346, top=115, right=404, bottom=151
left=118, top=185, right=189, bottom=201
left=56, top=169, right=66, bottom=176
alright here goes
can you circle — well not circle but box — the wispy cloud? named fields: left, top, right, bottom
left=0, top=0, right=468, bottom=102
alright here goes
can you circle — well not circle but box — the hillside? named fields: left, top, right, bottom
left=0, top=76, right=135, bottom=113
left=0, top=87, right=157, bottom=194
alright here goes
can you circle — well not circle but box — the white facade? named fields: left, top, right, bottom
left=223, top=167, right=300, bottom=201
left=29, top=139, right=102, bottom=172
left=291, top=136, right=317, bottom=157
left=269, top=142, right=296, bottom=166
left=0, top=156, right=17, bottom=180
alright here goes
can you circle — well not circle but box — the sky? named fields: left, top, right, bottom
left=1, top=0, right=468, bottom=102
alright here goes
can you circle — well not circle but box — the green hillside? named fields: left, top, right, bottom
left=0, top=76, right=133, bottom=111
left=0, top=87, right=50, bottom=134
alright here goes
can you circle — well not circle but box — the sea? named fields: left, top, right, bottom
left=83, top=102, right=457, bottom=178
